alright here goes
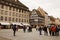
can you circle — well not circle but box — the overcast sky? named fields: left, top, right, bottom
left=19, top=0, right=60, bottom=18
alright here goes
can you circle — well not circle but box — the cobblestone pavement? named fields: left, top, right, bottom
left=0, top=29, right=60, bottom=40
left=0, top=36, right=11, bottom=40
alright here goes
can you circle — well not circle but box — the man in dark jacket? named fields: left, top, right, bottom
left=43, top=26, right=48, bottom=35
left=12, top=24, right=17, bottom=36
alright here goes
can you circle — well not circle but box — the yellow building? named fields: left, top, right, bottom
left=55, top=18, right=60, bottom=25
left=0, top=0, right=30, bottom=29
left=49, top=16, right=55, bottom=25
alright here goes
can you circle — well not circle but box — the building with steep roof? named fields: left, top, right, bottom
left=37, top=7, right=50, bottom=26
left=30, top=9, right=45, bottom=28
left=0, top=0, right=30, bottom=29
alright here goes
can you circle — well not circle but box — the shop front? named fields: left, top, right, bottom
left=11, top=22, right=23, bottom=29
left=21, top=23, right=30, bottom=27
left=0, top=22, right=10, bottom=29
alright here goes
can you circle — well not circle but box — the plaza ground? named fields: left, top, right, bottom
left=0, top=29, right=60, bottom=40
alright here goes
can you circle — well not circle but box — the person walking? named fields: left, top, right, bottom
left=23, top=26, right=26, bottom=33
left=56, top=25, right=60, bottom=36
left=48, top=25, right=52, bottom=36
left=38, top=26, right=42, bottom=35
left=0, top=23, right=1, bottom=29
left=51, top=25, right=56, bottom=36
left=12, top=24, right=17, bottom=36
left=16, top=25, right=18, bottom=31
left=28, top=26, right=32, bottom=32
left=36, top=25, right=39, bottom=31
left=43, top=26, right=48, bottom=35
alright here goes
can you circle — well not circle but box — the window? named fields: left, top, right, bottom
left=16, top=13, right=18, bottom=17
left=1, top=16, right=3, bottom=21
left=5, top=17, right=7, bottom=21
left=1, top=10, right=4, bottom=15
left=12, top=18, right=14, bottom=22
left=24, top=19, right=26, bottom=22
left=22, top=10, right=23, bottom=13
left=19, top=19, right=20, bottom=22
left=27, top=20, right=28, bottom=22
left=16, top=18, right=18, bottom=22
left=1, top=1, right=4, bottom=3
left=19, top=10, right=21, bottom=12
left=22, top=15, right=23, bottom=17
left=19, top=14, right=21, bottom=17
left=9, top=7, right=11, bottom=10
left=13, top=8, right=15, bottom=11
left=1, top=5, right=4, bottom=9
left=24, top=15, right=26, bottom=18
left=22, top=19, right=23, bottom=22
left=9, top=12, right=11, bottom=16
left=24, top=11, right=26, bottom=13
left=9, top=17, right=11, bottom=21
left=5, top=6, right=8, bottom=10
left=12, top=12, right=15, bottom=16
left=16, top=9, right=18, bottom=12
left=9, top=3, right=12, bottom=6
left=5, top=11, right=8, bottom=15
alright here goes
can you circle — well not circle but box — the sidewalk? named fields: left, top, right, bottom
left=0, top=29, right=60, bottom=40
left=0, top=36, right=11, bottom=40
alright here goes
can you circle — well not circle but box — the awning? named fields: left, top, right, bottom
left=12, top=23, right=23, bottom=26
left=0, top=22, right=10, bottom=25
left=22, top=23, right=30, bottom=26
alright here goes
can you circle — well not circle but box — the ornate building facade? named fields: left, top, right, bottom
left=37, top=7, right=50, bottom=26
left=30, top=9, right=45, bottom=28
left=0, top=0, right=30, bottom=29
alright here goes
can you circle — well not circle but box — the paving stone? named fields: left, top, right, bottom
left=0, top=29, right=60, bottom=40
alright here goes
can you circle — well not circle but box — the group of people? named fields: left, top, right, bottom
left=12, top=24, right=60, bottom=36
left=23, top=26, right=32, bottom=33
left=12, top=24, right=32, bottom=36
left=37, top=25, right=48, bottom=35
left=48, top=25, right=60, bottom=36
left=37, top=25, right=60, bottom=36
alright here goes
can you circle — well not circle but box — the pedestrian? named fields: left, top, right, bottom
left=16, top=25, right=18, bottom=31
left=36, top=25, right=39, bottom=31
left=48, top=25, right=52, bottom=36
left=23, top=26, right=26, bottom=33
left=12, top=24, right=17, bottom=36
left=0, top=23, right=1, bottom=29
left=38, top=26, right=42, bottom=35
left=51, top=25, right=56, bottom=36
left=43, top=26, right=48, bottom=35
left=56, top=25, right=60, bottom=36
left=28, top=26, right=32, bottom=32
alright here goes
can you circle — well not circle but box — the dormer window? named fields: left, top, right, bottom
left=15, top=0, right=18, bottom=2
